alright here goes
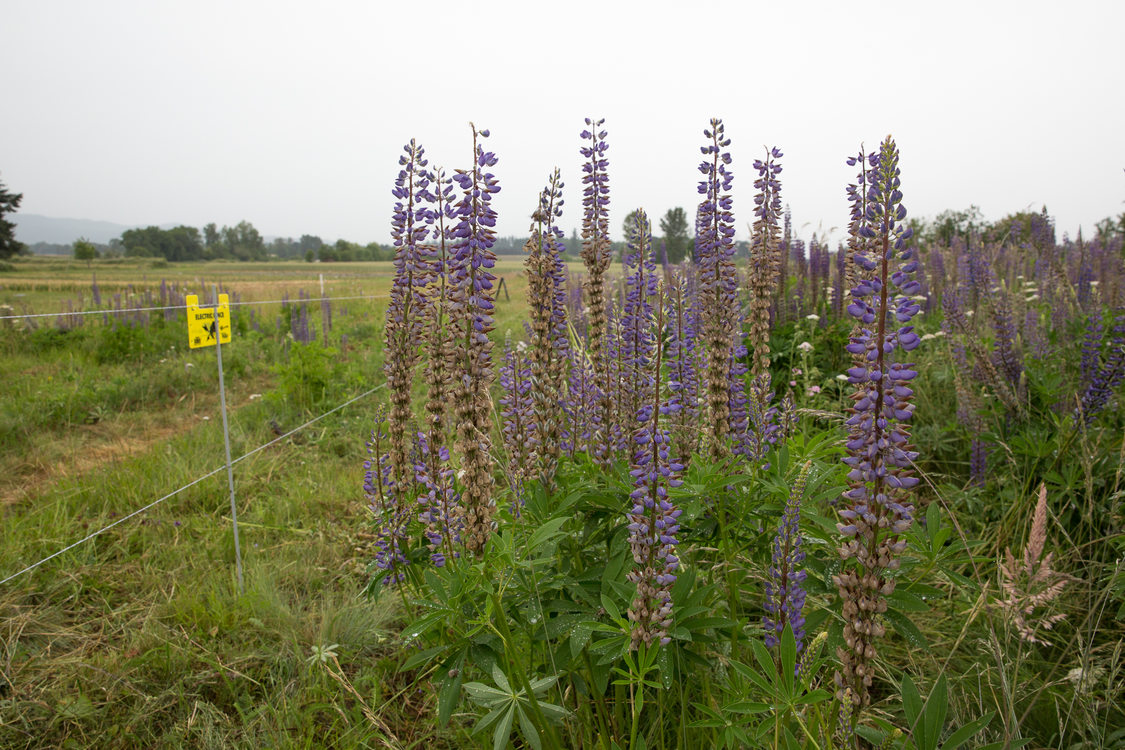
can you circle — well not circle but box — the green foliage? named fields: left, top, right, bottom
left=0, top=173, right=26, bottom=260
left=120, top=224, right=205, bottom=261
left=271, top=340, right=357, bottom=413
left=659, top=207, right=691, bottom=263
left=72, top=237, right=99, bottom=264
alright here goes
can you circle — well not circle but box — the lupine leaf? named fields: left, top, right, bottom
left=886, top=607, right=929, bottom=649
left=491, top=662, right=511, bottom=694
left=493, top=703, right=516, bottom=750
left=941, top=712, right=993, bottom=749
left=921, top=674, right=948, bottom=750
left=517, top=705, right=541, bottom=750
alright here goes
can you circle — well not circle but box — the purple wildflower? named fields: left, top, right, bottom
left=525, top=169, right=570, bottom=486
left=364, top=415, right=410, bottom=585
left=449, top=124, right=500, bottom=555
left=421, top=164, right=458, bottom=445
left=413, top=431, right=461, bottom=567
left=385, top=139, right=434, bottom=494
left=579, top=118, right=614, bottom=467
left=696, top=118, right=739, bottom=459
left=1076, top=308, right=1125, bottom=426
left=834, top=136, right=921, bottom=711
left=626, top=290, right=684, bottom=648
left=666, top=276, right=700, bottom=464
left=764, top=461, right=812, bottom=654
left=499, top=338, right=536, bottom=489
left=748, top=147, right=784, bottom=380
left=621, top=208, right=658, bottom=428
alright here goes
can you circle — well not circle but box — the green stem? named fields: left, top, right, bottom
left=629, top=681, right=640, bottom=749
left=582, top=647, right=613, bottom=744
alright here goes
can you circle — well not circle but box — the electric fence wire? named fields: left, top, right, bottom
left=0, top=293, right=392, bottom=322
left=0, top=382, right=387, bottom=586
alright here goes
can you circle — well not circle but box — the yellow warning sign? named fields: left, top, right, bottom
left=187, top=294, right=232, bottom=349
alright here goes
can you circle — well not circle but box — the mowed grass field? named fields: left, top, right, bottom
left=0, top=256, right=540, bottom=749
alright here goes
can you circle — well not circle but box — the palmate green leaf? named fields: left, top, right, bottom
left=730, top=657, right=773, bottom=694
left=537, top=701, right=568, bottom=722
left=401, top=643, right=449, bottom=671
left=463, top=682, right=508, bottom=706
left=600, top=593, right=622, bottom=623
left=749, top=638, right=779, bottom=695
left=689, top=702, right=732, bottom=731
left=491, top=662, right=512, bottom=694
left=724, top=700, right=770, bottom=714
left=471, top=703, right=508, bottom=735
left=437, top=672, right=463, bottom=727
left=493, top=703, right=516, bottom=750
left=885, top=607, right=929, bottom=650
left=401, top=608, right=452, bottom=646
left=888, top=587, right=931, bottom=613
left=527, top=516, right=569, bottom=554
left=792, top=689, right=831, bottom=705
left=517, top=705, right=542, bottom=750
left=424, top=568, right=449, bottom=604
left=527, top=674, right=558, bottom=693
left=569, top=624, right=593, bottom=658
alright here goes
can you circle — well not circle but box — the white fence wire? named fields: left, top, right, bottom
left=0, top=382, right=387, bottom=586
left=0, top=293, right=391, bottom=322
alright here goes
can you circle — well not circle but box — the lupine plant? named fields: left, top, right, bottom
left=696, top=118, right=738, bottom=459
left=449, top=124, right=501, bottom=555
left=349, top=120, right=1123, bottom=750
left=834, top=135, right=921, bottom=718
left=523, top=170, right=569, bottom=487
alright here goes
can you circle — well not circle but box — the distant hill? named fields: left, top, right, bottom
left=11, top=214, right=176, bottom=246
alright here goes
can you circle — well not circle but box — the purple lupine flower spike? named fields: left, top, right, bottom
left=449, top=124, right=500, bottom=555
left=421, top=164, right=458, bottom=447
left=696, top=119, right=739, bottom=459
left=579, top=118, right=614, bottom=466
left=524, top=169, right=570, bottom=487
left=499, top=337, right=536, bottom=489
left=764, top=461, right=812, bottom=658
left=626, top=286, right=683, bottom=648
left=834, top=136, right=921, bottom=714
left=666, top=276, right=700, bottom=465
left=621, top=209, right=658, bottom=432
left=1077, top=308, right=1125, bottom=425
left=413, top=431, right=461, bottom=567
left=364, top=412, right=410, bottom=585
left=385, top=139, right=434, bottom=495
left=748, top=146, right=784, bottom=379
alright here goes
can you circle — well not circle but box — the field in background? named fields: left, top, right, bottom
left=0, top=257, right=535, bottom=748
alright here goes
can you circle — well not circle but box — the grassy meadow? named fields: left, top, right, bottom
left=0, top=256, right=533, bottom=748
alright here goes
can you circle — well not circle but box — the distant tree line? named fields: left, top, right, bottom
left=71, top=221, right=395, bottom=263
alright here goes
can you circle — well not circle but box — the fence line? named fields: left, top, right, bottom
left=0, top=293, right=391, bottom=322
left=0, top=382, right=387, bottom=586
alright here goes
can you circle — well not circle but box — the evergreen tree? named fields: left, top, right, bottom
left=0, top=174, right=27, bottom=260
left=660, top=207, right=690, bottom=263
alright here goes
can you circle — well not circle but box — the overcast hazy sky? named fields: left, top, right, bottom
left=2, top=0, right=1123, bottom=245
